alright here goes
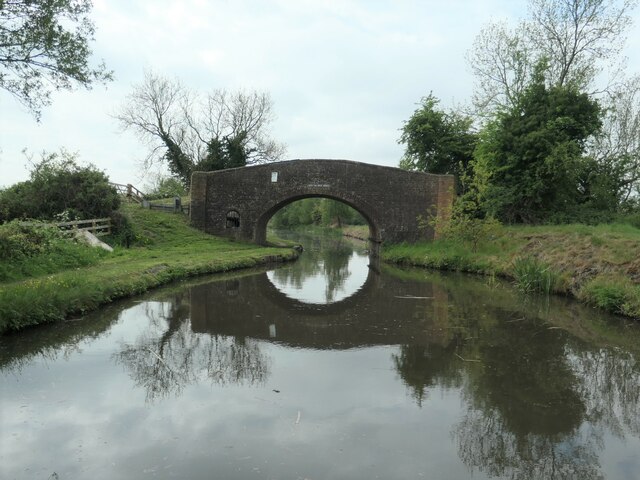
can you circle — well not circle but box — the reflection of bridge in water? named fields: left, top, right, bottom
left=189, top=266, right=451, bottom=349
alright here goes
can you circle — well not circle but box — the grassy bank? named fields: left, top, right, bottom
left=0, top=204, right=298, bottom=333
left=340, top=225, right=370, bottom=240
left=383, top=223, right=640, bottom=319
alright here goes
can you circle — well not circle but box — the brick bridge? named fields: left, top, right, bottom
left=190, top=159, right=455, bottom=244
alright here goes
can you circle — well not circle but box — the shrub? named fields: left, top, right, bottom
left=145, top=175, right=186, bottom=200
left=424, top=196, right=502, bottom=252
left=0, top=181, right=37, bottom=222
left=0, top=221, right=64, bottom=260
left=108, top=210, right=136, bottom=247
left=616, top=211, right=640, bottom=229
left=0, top=221, right=108, bottom=282
left=0, top=150, right=120, bottom=222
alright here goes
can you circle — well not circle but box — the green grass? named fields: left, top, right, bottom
left=383, top=222, right=640, bottom=319
left=339, top=225, right=370, bottom=240
left=382, top=238, right=505, bottom=275
left=0, top=205, right=297, bottom=333
left=145, top=195, right=191, bottom=205
left=512, top=256, right=561, bottom=294
left=580, top=275, right=640, bottom=317
left=0, top=239, right=109, bottom=282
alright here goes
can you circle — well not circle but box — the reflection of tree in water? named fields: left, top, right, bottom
left=570, top=346, right=640, bottom=438
left=392, top=343, right=463, bottom=407
left=455, top=332, right=640, bottom=480
left=454, top=407, right=602, bottom=480
left=453, top=323, right=597, bottom=480
left=391, top=278, right=640, bottom=480
left=113, top=292, right=270, bottom=402
left=270, top=233, right=357, bottom=302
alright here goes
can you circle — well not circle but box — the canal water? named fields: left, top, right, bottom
left=1, top=231, right=640, bottom=480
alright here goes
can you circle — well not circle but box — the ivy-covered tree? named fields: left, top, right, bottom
left=116, top=71, right=285, bottom=186
left=399, top=93, right=477, bottom=191
left=473, top=64, right=602, bottom=223
left=0, top=0, right=112, bottom=119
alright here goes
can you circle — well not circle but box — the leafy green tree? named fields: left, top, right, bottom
left=399, top=93, right=477, bottom=190
left=473, top=64, right=601, bottom=223
left=195, top=131, right=251, bottom=173
left=467, top=0, right=639, bottom=220
left=270, top=199, right=317, bottom=228
left=0, top=0, right=112, bottom=119
left=320, top=199, right=353, bottom=227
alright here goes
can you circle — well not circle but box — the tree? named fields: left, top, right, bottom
left=467, top=21, right=534, bottom=116
left=269, top=198, right=365, bottom=229
left=399, top=93, right=478, bottom=190
left=116, top=71, right=286, bottom=186
left=320, top=198, right=354, bottom=228
left=468, top=0, right=638, bottom=116
left=529, top=0, right=637, bottom=88
left=145, top=174, right=187, bottom=200
left=587, top=75, right=640, bottom=205
left=473, top=63, right=602, bottom=223
left=0, top=0, right=112, bottom=119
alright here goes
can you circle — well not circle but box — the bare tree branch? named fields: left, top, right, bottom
left=468, top=0, right=638, bottom=117
left=115, top=71, right=286, bottom=185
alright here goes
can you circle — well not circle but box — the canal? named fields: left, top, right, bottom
left=1, top=230, right=639, bottom=479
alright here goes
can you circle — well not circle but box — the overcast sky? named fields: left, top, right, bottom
left=2, top=0, right=640, bottom=189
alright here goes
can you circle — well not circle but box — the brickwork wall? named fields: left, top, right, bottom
left=190, top=159, right=455, bottom=244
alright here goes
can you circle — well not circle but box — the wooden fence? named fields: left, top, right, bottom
left=20, top=218, right=111, bottom=237
left=110, top=182, right=145, bottom=203
left=110, top=181, right=191, bottom=216
left=147, top=203, right=190, bottom=215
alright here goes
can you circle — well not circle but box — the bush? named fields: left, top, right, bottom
left=616, top=211, right=640, bottom=229
left=0, top=221, right=108, bottom=282
left=108, top=210, right=136, bottom=247
left=0, top=221, right=64, bottom=260
left=145, top=175, right=187, bottom=200
left=425, top=196, right=502, bottom=252
left=0, top=181, right=36, bottom=222
left=0, top=150, right=120, bottom=222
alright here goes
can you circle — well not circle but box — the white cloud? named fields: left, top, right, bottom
left=1, top=0, right=639, bottom=188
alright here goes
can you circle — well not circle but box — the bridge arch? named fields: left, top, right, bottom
left=254, top=193, right=380, bottom=244
left=190, top=159, right=454, bottom=244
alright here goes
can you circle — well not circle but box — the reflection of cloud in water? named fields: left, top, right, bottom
left=268, top=252, right=370, bottom=304
left=3, top=250, right=640, bottom=479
